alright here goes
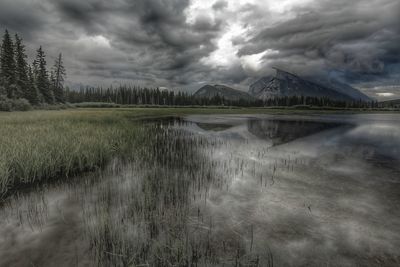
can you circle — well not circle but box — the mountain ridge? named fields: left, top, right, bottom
left=249, top=68, right=372, bottom=102
left=193, top=84, right=255, bottom=101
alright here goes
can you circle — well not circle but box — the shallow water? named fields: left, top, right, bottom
left=1, top=114, right=399, bottom=266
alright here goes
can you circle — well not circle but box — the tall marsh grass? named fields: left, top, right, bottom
left=0, top=110, right=140, bottom=197
left=0, top=106, right=311, bottom=198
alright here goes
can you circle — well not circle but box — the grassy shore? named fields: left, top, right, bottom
left=0, top=107, right=397, bottom=198
left=0, top=109, right=140, bottom=198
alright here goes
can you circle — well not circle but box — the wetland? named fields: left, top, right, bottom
left=0, top=111, right=399, bottom=266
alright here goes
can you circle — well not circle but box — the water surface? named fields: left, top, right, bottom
left=1, top=114, right=399, bottom=266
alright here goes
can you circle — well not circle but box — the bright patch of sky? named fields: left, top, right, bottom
left=188, top=0, right=316, bottom=71
left=200, top=23, right=246, bottom=67
left=376, top=92, right=395, bottom=97
left=241, top=50, right=279, bottom=73
left=76, top=35, right=111, bottom=48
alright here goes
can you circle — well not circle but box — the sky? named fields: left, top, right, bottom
left=0, top=0, right=399, bottom=100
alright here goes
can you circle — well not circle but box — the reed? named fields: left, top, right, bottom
left=0, top=109, right=142, bottom=197
left=0, top=106, right=314, bottom=198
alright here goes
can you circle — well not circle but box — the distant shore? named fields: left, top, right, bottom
left=1, top=102, right=399, bottom=113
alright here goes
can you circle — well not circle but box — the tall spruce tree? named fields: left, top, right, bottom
left=0, top=30, right=16, bottom=98
left=49, top=70, right=56, bottom=103
left=14, top=34, right=29, bottom=99
left=0, top=47, right=3, bottom=96
left=27, top=65, right=39, bottom=105
left=34, top=46, right=54, bottom=104
left=52, top=53, right=66, bottom=103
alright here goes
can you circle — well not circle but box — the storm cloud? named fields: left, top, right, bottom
left=0, top=0, right=399, bottom=99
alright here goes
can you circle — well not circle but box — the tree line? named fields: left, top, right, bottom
left=0, top=30, right=66, bottom=106
left=1, top=30, right=378, bottom=110
left=66, top=86, right=378, bottom=108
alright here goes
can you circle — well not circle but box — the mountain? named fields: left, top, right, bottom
left=249, top=68, right=372, bottom=102
left=309, top=76, right=372, bottom=101
left=194, top=84, right=255, bottom=101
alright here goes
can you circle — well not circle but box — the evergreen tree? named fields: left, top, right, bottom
left=14, top=34, right=29, bottom=99
left=0, top=30, right=16, bottom=98
left=34, top=46, right=53, bottom=104
left=27, top=65, right=40, bottom=105
left=52, top=53, right=66, bottom=103
left=49, top=70, right=56, bottom=103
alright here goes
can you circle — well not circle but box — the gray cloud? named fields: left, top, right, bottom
left=212, top=1, right=228, bottom=11
left=0, top=0, right=398, bottom=96
left=239, top=0, right=400, bottom=88
left=48, top=0, right=222, bottom=88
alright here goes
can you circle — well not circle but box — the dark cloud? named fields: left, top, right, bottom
left=212, top=1, right=228, bottom=11
left=0, top=0, right=398, bottom=96
left=0, top=0, right=49, bottom=40
left=51, top=0, right=222, bottom=88
left=239, top=0, right=400, bottom=87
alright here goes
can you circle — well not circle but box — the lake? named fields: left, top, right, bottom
left=1, top=114, right=399, bottom=266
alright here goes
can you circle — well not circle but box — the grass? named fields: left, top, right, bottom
left=0, top=106, right=397, bottom=198
left=78, top=118, right=285, bottom=266
left=80, top=123, right=269, bottom=266
left=0, top=109, right=142, bottom=197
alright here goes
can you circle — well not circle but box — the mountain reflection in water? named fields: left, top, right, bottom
left=1, top=114, right=399, bottom=267
left=247, top=119, right=344, bottom=145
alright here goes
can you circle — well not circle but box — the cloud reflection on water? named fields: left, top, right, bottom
left=0, top=114, right=399, bottom=266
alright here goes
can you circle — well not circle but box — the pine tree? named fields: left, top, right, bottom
left=49, top=70, right=56, bottom=103
left=52, top=53, right=66, bottom=103
left=27, top=65, right=40, bottom=105
left=0, top=30, right=16, bottom=98
left=14, top=34, right=29, bottom=99
left=34, top=46, right=54, bottom=104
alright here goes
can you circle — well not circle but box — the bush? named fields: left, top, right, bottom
left=0, top=95, right=32, bottom=111
left=37, top=102, right=74, bottom=110
left=73, top=102, right=121, bottom=108
left=12, top=98, right=32, bottom=111
left=0, top=95, right=12, bottom=111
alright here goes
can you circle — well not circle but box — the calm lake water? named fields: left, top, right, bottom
left=1, top=114, right=399, bottom=266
